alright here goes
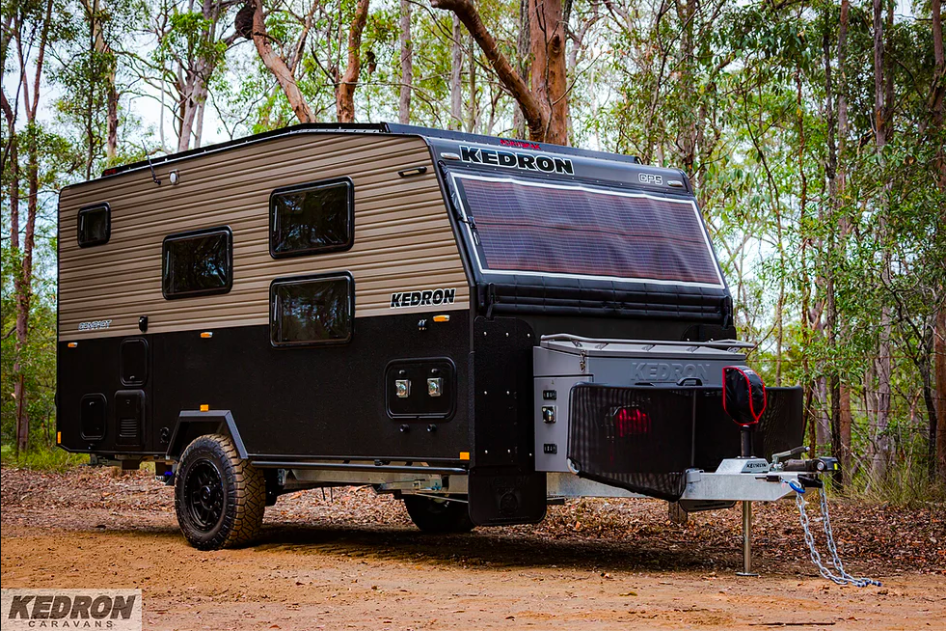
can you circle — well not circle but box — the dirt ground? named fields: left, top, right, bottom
left=2, top=467, right=944, bottom=630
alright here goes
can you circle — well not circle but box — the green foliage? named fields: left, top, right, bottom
left=1, top=444, right=90, bottom=471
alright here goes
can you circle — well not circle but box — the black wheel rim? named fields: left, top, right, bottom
left=183, top=460, right=225, bottom=531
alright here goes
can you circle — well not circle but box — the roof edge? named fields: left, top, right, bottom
left=101, top=122, right=639, bottom=180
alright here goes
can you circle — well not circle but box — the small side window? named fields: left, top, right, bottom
left=271, top=273, right=354, bottom=347
left=270, top=178, right=354, bottom=257
left=162, top=227, right=232, bottom=299
left=77, top=203, right=111, bottom=247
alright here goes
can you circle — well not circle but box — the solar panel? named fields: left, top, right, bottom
left=451, top=174, right=723, bottom=286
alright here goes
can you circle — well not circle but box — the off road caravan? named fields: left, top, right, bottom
left=58, top=124, right=824, bottom=552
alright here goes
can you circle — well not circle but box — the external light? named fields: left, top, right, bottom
left=432, top=314, right=450, bottom=323
left=427, top=378, right=443, bottom=397
left=395, top=379, right=411, bottom=398
left=611, top=406, right=651, bottom=437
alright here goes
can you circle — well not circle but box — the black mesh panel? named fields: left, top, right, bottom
left=569, top=384, right=805, bottom=501
left=568, top=384, right=694, bottom=501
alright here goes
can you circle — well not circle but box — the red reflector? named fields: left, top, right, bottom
left=611, top=406, right=651, bottom=436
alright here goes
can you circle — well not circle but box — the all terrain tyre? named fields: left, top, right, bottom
left=174, top=433, right=265, bottom=550
left=403, top=495, right=475, bottom=533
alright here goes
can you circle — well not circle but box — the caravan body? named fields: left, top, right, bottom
left=57, top=124, right=804, bottom=547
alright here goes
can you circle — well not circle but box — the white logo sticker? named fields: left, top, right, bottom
left=390, top=288, right=457, bottom=309
left=78, top=319, right=112, bottom=331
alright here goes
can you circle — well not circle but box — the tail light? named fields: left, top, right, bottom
left=610, top=406, right=651, bottom=437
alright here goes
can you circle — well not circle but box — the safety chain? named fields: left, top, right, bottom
left=794, top=487, right=882, bottom=587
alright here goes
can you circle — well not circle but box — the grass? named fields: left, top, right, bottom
left=1, top=443, right=89, bottom=472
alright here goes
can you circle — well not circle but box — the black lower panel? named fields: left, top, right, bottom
left=59, top=311, right=471, bottom=462
left=568, top=384, right=804, bottom=501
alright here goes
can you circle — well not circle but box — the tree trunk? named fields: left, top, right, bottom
left=919, top=327, right=939, bottom=481
left=935, top=304, right=946, bottom=482
left=6, top=115, right=24, bottom=454
left=432, top=0, right=560, bottom=143
left=840, top=384, right=853, bottom=473
left=15, top=133, right=40, bottom=454
left=823, top=10, right=844, bottom=486
left=251, top=0, right=315, bottom=123
left=195, top=94, right=205, bottom=148
left=178, top=91, right=199, bottom=152
left=512, top=0, right=530, bottom=138
left=931, top=0, right=945, bottom=189
left=795, top=65, right=816, bottom=458
left=870, top=0, right=892, bottom=483
left=85, top=0, right=118, bottom=159
left=675, top=0, right=696, bottom=173
left=449, top=15, right=463, bottom=130
left=528, top=0, right=569, bottom=144
left=9, top=0, right=52, bottom=455
left=397, top=0, right=412, bottom=124
left=106, top=71, right=118, bottom=158
left=872, top=0, right=886, bottom=150
left=336, top=0, right=370, bottom=123
left=466, top=35, right=477, bottom=132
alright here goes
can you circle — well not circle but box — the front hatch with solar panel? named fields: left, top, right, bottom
left=447, top=172, right=725, bottom=289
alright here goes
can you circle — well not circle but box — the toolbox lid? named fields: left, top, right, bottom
left=539, top=334, right=751, bottom=361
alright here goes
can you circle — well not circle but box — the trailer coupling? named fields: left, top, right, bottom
left=677, top=452, right=840, bottom=503
left=679, top=449, right=879, bottom=587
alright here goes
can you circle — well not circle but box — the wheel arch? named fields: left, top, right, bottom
left=166, top=410, right=248, bottom=461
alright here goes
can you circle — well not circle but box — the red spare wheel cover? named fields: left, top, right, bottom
left=722, top=366, right=767, bottom=427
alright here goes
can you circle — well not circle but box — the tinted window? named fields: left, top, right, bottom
left=77, top=204, right=111, bottom=247
left=450, top=173, right=724, bottom=287
left=162, top=228, right=232, bottom=299
left=270, top=178, right=354, bottom=257
left=271, top=273, right=353, bottom=347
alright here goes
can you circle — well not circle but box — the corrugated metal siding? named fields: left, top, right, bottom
left=58, top=134, right=469, bottom=341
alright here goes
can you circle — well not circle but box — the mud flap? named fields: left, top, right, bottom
left=468, top=467, right=547, bottom=527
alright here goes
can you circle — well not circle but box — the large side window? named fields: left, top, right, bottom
left=271, top=273, right=353, bottom=347
left=162, top=227, right=232, bottom=299
left=77, top=203, right=111, bottom=247
left=270, top=178, right=354, bottom=258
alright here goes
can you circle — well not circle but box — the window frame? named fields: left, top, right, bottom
left=269, top=271, right=355, bottom=348
left=161, top=226, right=234, bottom=300
left=269, top=177, right=355, bottom=259
left=77, top=203, right=111, bottom=248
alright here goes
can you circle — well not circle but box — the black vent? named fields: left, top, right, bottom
left=114, top=390, right=146, bottom=447
left=119, top=417, right=138, bottom=438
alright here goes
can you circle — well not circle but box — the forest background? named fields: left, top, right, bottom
left=2, top=0, right=944, bottom=501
